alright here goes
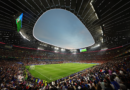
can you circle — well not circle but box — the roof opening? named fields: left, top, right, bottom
left=33, top=9, right=95, bottom=49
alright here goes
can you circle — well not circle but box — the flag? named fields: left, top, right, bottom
left=45, top=81, right=47, bottom=86
left=36, top=79, right=38, bottom=83
left=39, top=80, right=41, bottom=84
left=37, top=79, right=41, bottom=84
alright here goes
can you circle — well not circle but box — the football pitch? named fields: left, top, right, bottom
left=25, top=63, right=97, bottom=82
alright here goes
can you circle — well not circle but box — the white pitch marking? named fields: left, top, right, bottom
left=34, top=70, right=50, bottom=80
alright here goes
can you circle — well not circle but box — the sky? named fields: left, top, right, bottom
left=33, top=9, right=95, bottom=49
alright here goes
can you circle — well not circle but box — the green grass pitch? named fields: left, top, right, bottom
left=25, top=63, right=97, bottom=82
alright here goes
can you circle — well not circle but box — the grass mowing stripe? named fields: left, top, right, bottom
left=35, top=67, right=65, bottom=78
left=36, top=67, right=69, bottom=78
left=35, top=67, right=62, bottom=80
left=37, top=67, right=69, bottom=73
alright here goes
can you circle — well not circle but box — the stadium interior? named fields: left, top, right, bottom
left=0, top=0, right=130, bottom=90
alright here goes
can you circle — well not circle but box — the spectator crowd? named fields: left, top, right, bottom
left=0, top=57, right=130, bottom=90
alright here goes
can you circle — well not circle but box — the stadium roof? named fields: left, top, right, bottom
left=0, top=0, right=130, bottom=52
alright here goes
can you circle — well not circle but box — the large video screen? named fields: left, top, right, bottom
left=16, top=13, right=23, bottom=32
left=80, top=48, right=87, bottom=52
